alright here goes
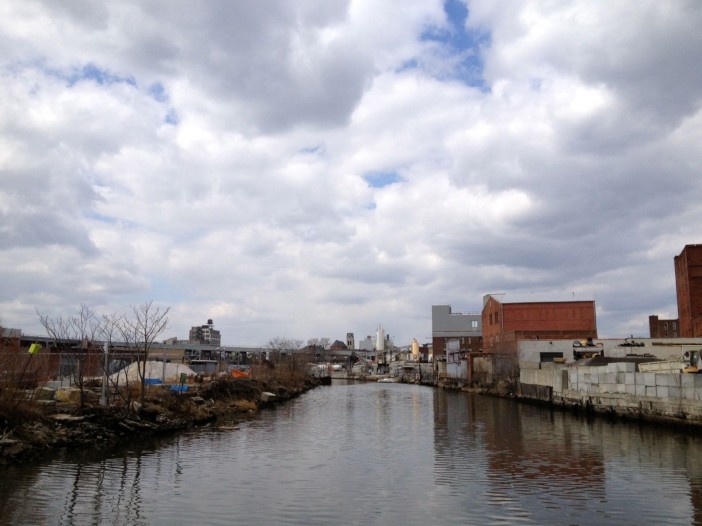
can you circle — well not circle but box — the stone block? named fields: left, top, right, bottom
left=599, top=384, right=612, bottom=394
left=34, top=386, right=56, bottom=400
left=636, top=384, right=647, bottom=397
left=657, top=374, right=680, bottom=387
left=681, top=374, right=696, bottom=388
left=656, top=386, right=669, bottom=398
left=614, top=383, right=626, bottom=394
left=616, top=373, right=626, bottom=384
left=643, top=373, right=656, bottom=386
left=669, top=386, right=682, bottom=398
left=625, top=373, right=636, bottom=385
left=645, top=386, right=657, bottom=397
left=625, top=383, right=637, bottom=395
left=683, top=387, right=697, bottom=400
left=55, top=387, right=81, bottom=403
left=622, top=362, right=637, bottom=373
left=605, top=364, right=618, bottom=373
left=260, top=392, right=277, bottom=402
left=600, top=372, right=617, bottom=384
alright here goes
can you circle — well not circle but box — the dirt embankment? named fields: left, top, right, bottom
left=0, top=376, right=328, bottom=466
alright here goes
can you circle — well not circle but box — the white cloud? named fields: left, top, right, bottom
left=1, top=0, right=702, bottom=345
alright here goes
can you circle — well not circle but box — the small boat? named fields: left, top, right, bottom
left=377, top=377, right=399, bottom=383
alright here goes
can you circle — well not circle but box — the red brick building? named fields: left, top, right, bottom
left=482, top=294, right=598, bottom=353
left=675, top=244, right=702, bottom=337
left=648, top=315, right=679, bottom=338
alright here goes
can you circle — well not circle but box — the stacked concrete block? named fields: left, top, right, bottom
left=680, top=373, right=702, bottom=401
left=520, top=360, right=702, bottom=423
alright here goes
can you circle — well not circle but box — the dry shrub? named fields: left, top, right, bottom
left=249, top=363, right=309, bottom=388
left=0, top=394, right=43, bottom=428
left=200, top=378, right=262, bottom=401
left=232, top=399, right=257, bottom=412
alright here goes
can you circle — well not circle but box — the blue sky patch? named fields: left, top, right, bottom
left=149, top=82, right=168, bottom=102
left=420, top=0, right=490, bottom=90
left=364, top=171, right=403, bottom=188
left=165, top=108, right=180, bottom=125
left=298, top=145, right=325, bottom=155
left=68, top=63, right=136, bottom=87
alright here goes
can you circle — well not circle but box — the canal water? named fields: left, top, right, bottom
left=2, top=382, right=702, bottom=525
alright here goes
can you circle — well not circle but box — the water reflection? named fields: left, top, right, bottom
left=433, top=390, right=702, bottom=525
left=2, top=385, right=702, bottom=525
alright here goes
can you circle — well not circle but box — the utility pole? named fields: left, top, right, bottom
left=100, top=341, right=109, bottom=406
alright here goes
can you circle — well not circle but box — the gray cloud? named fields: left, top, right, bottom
left=1, top=1, right=701, bottom=344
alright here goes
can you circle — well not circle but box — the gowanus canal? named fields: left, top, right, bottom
left=2, top=382, right=702, bottom=526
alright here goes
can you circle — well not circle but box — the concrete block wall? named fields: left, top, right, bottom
left=520, top=361, right=702, bottom=401
left=519, top=361, right=702, bottom=424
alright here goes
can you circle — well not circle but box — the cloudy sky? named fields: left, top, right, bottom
left=1, top=0, right=701, bottom=346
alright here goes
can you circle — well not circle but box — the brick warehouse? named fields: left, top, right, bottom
left=482, top=294, right=598, bottom=353
left=675, top=244, right=702, bottom=337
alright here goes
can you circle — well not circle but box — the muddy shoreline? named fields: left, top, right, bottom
left=0, top=376, right=329, bottom=466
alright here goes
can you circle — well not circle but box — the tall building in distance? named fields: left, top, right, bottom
left=675, top=244, right=702, bottom=337
left=189, top=319, right=221, bottom=346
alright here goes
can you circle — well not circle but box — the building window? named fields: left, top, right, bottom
left=673, top=322, right=677, bottom=329
left=664, top=322, right=668, bottom=330
left=472, top=320, right=478, bottom=328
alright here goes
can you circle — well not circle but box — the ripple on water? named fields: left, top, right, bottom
left=2, top=385, right=702, bottom=525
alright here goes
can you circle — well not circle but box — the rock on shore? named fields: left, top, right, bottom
left=0, top=376, right=327, bottom=466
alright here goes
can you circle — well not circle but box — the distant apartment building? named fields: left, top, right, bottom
left=482, top=294, right=597, bottom=353
left=189, top=319, right=221, bottom=347
left=648, top=315, right=679, bottom=338
left=358, top=335, right=374, bottom=352
left=432, top=305, right=482, bottom=360
left=675, top=244, right=702, bottom=337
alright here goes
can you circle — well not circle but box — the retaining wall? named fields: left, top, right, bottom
left=519, top=362, right=702, bottom=424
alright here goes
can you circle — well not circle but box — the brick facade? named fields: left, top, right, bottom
left=482, top=295, right=598, bottom=352
left=648, top=315, right=679, bottom=338
left=675, top=244, right=702, bottom=337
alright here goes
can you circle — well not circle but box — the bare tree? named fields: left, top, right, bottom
left=306, top=337, right=330, bottom=362
left=97, top=312, right=125, bottom=406
left=37, top=304, right=102, bottom=407
left=114, top=301, right=170, bottom=404
left=266, top=337, right=306, bottom=374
